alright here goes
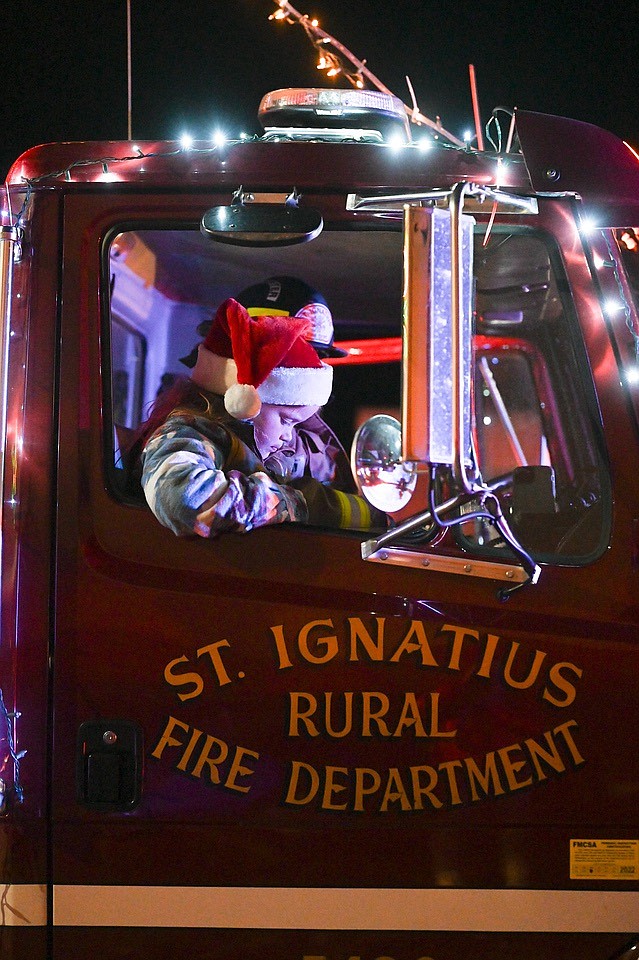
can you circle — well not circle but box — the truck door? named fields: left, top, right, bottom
left=50, top=188, right=639, bottom=960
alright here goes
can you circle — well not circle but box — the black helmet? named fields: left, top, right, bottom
left=237, top=276, right=346, bottom=358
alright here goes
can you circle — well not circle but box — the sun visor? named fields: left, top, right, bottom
left=516, top=109, right=639, bottom=227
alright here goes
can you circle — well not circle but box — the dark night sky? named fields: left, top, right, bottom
left=4, top=0, right=638, bottom=179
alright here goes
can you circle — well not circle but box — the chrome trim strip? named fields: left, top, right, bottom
left=362, top=544, right=529, bottom=583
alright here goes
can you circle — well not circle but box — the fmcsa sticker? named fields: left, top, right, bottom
left=570, top=839, right=639, bottom=880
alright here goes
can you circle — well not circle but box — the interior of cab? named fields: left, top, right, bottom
left=105, top=222, right=609, bottom=565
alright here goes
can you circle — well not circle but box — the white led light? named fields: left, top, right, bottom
left=463, top=129, right=472, bottom=143
left=180, top=133, right=194, bottom=150
left=387, top=132, right=405, bottom=152
left=592, top=253, right=605, bottom=270
left=416, top=136, right=432, bottom=152
left=580, top=216, right=598, bottom=235
left=603, top=298, right=623, bottom=317
left=625, top=366, right=639, bottom=385
left=212, top=130, right=227, bottom=148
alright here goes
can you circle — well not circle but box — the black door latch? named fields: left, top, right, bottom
left=77, top=719, right=143, bottom=810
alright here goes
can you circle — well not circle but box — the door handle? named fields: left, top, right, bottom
left=77, top=719, right=143, bottom=810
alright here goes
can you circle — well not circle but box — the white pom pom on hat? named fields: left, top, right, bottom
left=191, top=298, right=333, bottom=420
left=223, top=382, right=261, bottom=420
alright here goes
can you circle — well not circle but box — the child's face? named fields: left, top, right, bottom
left=252, top=403, right=319, bottom=458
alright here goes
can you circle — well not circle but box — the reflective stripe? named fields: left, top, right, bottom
left=334, top=488, right=353, bottom=528
left=334, top=489, right=373, bottom=530
left=51, top=885, right=639, bottom=932
left=0, top=884, right=47, bottom=926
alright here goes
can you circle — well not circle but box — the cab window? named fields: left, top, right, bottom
left=105, top=222, right=609, bottom=564
left=461, top=228, right=609, bottom=563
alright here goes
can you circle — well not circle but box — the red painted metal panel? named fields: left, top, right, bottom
left=516, top=110, right=639, bottom=226
left=1, top=119, right=636, bottom=955
left=41, top=186, right=639, bottom=960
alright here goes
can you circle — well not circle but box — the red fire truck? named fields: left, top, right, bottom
left=1, top=86, right=638, bottom=959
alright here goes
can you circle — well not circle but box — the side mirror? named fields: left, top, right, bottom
left=402, top=202, right=474, bottom=476
left=351, top=415, right=417, bottom=513
left=201, top=204, right=323, bottom=247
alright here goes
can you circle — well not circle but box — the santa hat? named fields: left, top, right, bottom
left=191, top=298, right=333, bottom=420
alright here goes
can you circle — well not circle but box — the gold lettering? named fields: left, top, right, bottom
left=191, top=734, right=229, bottom=782
left=176, top=725, right=203, bottom=771
left=524, top=730, right=566, bottom=780
left=503, top=642, right=546, bottom=690
left=428, top=691, right=457, bottom=738
left=440, top=624, right=480, bottom=671
left=288, top=693, right=320, bottom=737
left=270, top=624, right=293, bottom=670
left=392, top=692, right=427, bottom=737
left=542, top=662, right=583, bottom=708
left=151, top=715, right=190, bottom=759
left=439, top=760, right=464, bottom=804
left=197, top=640, right=233, bottom=687
left=324, top=691, right=353, bottom=738
left=322, top=766, right=349, bottom=810
left=280, top=721, right=585, bottom=813
left=476, top=633, right=500, bottom=678
left=163, top=656, right=204, bottom=701
left=285, top=761, right=319, bottom=805
left=410, top=764, right=443, bottom=809
left=298, top=620, right=338, bottom=664
left=464, top=751, right=506, bottom=800
left=380, top=768, right=412, bottom=811
left=553, top=720, right=586, bottom=765
left=348, top=616, right=385, bottom=661
left=225, top=746, right=260, bottom=793
left=390, top=620, right=438, bottom=666
left=362, top=692, right=391, bottom=736
left=354, top=768, right=382, bottom=811
left=497, top=743, right=533, bottom=791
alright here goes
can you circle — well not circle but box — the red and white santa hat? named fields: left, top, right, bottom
left=191, top=297, right=333, bottom=420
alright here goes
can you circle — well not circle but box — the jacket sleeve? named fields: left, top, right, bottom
left=290, top=475, right=387, bottom=531
left=141, top=419, right=308, bottom=537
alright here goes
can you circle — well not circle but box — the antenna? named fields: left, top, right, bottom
left=126, top=0, right=132, bottom=141
left=468, top=64, right=484, bottom=151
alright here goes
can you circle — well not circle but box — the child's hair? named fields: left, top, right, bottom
left=132, top=376, right=213, bottom=451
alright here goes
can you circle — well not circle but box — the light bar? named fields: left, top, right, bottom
left=258, top=88, right=410, bottom=142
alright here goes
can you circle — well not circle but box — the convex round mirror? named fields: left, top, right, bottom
left=351, top=415, right=417, bottom=512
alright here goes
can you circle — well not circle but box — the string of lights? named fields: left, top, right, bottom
left=0, top=685, right=24, bottom=804
left=601, top=229, right=639, bottom=366
left=8, top=140, right=262, bottom=229
left=6, top=120, right=469, bottom=231
left=268, top=0, right=465, bottom=147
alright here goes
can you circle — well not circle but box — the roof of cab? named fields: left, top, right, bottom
left=5, top=111, right=639, bottom=226
left=5, top=135, right=530, bottom=194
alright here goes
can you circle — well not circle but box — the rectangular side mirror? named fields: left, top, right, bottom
left=401, top=204, right=474, bottom=472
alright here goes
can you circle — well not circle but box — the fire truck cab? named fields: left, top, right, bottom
left=1, top=88, right=639, bottom=959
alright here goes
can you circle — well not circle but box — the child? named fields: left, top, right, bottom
left=139, top=297, right=386, bottom=537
